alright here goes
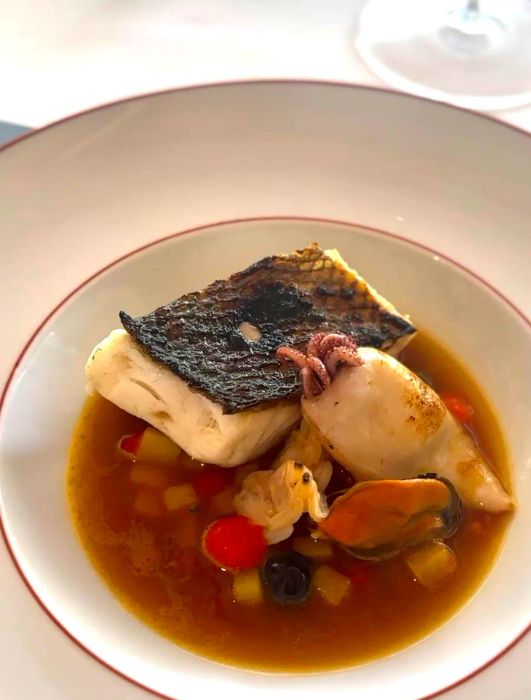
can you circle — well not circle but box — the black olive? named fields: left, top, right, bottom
left=261, top=552, right=312, bottom=605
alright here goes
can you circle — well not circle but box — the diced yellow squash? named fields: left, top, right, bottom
left=136, top=427, right=182, bottom=465
left=232, top=569, right=264, bottom=605
left=211, top=486, right=236, bottom=515
left=406, top=542, right=457, bottom=588
left=293, top=536, right=333, bottom=560
left=314, top=565, right=351, bottom=605
left=129, top=463, right=169, bottom=489
left=133, top=489, right=166, bottom=517
left=163, top=484, right=199, bottom=511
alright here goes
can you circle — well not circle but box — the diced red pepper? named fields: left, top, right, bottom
left=192, top=468, right=232, bottom=501
left=338, top=560, right=372, bottom=587
left=203, top=515, right=267, bottom=570
left=119, top=431, right=143, bottom=456
left=440, top=394, right=474, bottom=422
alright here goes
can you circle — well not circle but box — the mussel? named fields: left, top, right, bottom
left=317, top=474, right=461, bottom=560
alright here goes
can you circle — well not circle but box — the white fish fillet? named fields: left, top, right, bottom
left=85, top=330, right=300, bottom=467
left=303, top=347, right=512, bottom=512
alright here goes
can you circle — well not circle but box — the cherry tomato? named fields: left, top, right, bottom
left=441, top=394, right=474, bottom=422
left=192, top=468, right=231, bottom=501
left=203, top=515, right=267, bottom=570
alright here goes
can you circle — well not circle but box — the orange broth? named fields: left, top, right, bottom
left=67, top=332, right=511, bottom=671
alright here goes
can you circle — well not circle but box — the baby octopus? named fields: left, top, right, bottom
left=276, top=333, right=363, bottom=397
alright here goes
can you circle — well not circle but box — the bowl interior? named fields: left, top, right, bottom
left=0, top=219, right=529, bottom=700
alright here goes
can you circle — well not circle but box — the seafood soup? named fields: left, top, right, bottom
left=69, top=245, right=513, bottom=671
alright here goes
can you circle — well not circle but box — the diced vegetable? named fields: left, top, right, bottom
left=203, top=515, right=267, bottom=570
left=136, top=427, right=182, bottom=464
left=163, top=484, right=199, bottom=511
left=314, top=565, right=351, bottom=605
left=261, top=552, right=312, bottom=605
left=293, top=536, right=333, bottom=560
left=339, top=560, right=372, bottom=587
left=119, top=432, right=143, bottom=459
left=232, top=568, right=264, bottom=605
left=192, top=467, right=231, bottom=501
left=133, top=489, right=166, bottom=517
left=129, top=464, right=169, bottom=490
left=406, top=541, right=457, bottom=587
left=211, top=486, right=236, bottom=515
left=119, top=427, right=182, bottom=464
left=440, top=394, right=474, bottom=423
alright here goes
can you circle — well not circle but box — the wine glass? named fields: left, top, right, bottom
left=355, top=0, right=531, bottom=110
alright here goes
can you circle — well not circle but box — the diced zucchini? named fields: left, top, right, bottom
left=136, top=427, right=182, bottom=465
left=232, top=568, right=264, bottom=605
left=133, top=489, right=165, bottom=517
left=314, top=565, right=351, bottom=605
left=293, top=536, right=333, bottom=560
left=211, top=487, right=236, bottom=515
left=129, top=463, right=169, bottom=489
left=406, top=542, right=457, bottom=587
left=163, top=484, right=199, bottom=511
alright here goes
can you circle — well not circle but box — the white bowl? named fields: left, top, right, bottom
left=0, top=82, right=530, bottom=700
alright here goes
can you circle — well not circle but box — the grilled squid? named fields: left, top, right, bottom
left=277, top=334, right=512, bottom=512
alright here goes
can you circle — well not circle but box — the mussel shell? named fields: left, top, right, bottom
left=322, top=474, right=462, bottom=561
left=418, top=473, right=462, bottom=538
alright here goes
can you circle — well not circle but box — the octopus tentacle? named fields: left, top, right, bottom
left=324, top=346, right=363, bottom=379
left=307, top=332, right=327, bottom=357
left=306, top=356, right=331, bottom=389
left=301, top=366, right=322, bottom=397
left=319, top=333, right=357, bottom=357
left=277, top=333, right=362, bottom=398
left=276, top=346, right=308, bottom=369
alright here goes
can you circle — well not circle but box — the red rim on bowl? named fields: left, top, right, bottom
left=0, top=81, right=530, bottom=700
left=1, top=79, right=531, bottom=154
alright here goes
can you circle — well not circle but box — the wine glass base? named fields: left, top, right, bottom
left=355, top=0, right=531, bottom=111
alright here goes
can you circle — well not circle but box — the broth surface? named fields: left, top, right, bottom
left=67, top=332, right=511, bottom=671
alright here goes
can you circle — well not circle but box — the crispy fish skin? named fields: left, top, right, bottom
left=120, top=244, right=416, bottom=414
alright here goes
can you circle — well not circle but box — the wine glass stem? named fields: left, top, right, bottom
left=465, top=0, right=480, bottom=16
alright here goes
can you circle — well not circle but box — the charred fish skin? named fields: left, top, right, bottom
left=120, top=244, right=416, bottom=414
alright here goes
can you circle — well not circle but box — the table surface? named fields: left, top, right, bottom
left=1, top=2, right=530, bottom=699
left=2, top=0, right=531, bottom=132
